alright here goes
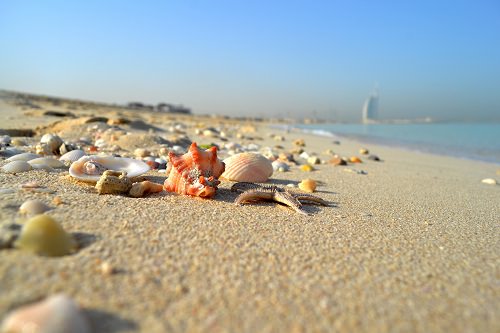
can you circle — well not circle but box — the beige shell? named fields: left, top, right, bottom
left=298, top=178, right=317, bottom=193
left=19, top=200, right=51, bottom=215
left=0, top=294, right=91, bottom=333
left=221, top=153, right=273, bottom=182
left=1, top=161, right=33, bottom=173
left=69, top=155, right=150, bottom=182
left=28, top=157, right=65, bottom=168
left=6, top=153, right=41, bottom=162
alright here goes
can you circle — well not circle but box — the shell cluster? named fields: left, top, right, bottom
left=69, top=155, right=150, bottom=182
left=164, top=142, right=225, bottom=198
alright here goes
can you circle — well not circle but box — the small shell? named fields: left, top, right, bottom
left=329, top=157, right=347, bottom=166
left=0, top=294, right=91, bottom=333
left=129, top=181, right=164, bottom=197
left=6, top=153, right=41, bottom=162
left=272, top=160, right=290, bottom=172
left=59, top=149, right=85, bottom=164
left=300, top=164, right=314, bottom=172
left=298, top=179, right=317, bottom=193
left=349, top=156, right=362, bottom=163
left=307, top=156, right=321, bottom=165
left=221, top=153, right=273, bottom=183
left=40, top=133, right=63, bottom=153
left=28, top=157, right=65, bottom=168
left=1, top=161, right=33, bottom=173
left=481, top=178, right=497, bottom=185
left=359, top=148, right=369, bottom=155
left=69, top=155, right=150, bottom=182
left=14, top=214, right=77, bottom=257
left=19, top=200, right=51, bottom=215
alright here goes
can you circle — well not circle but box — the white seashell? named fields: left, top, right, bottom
left=1, top=161, right=32, bottom=173
left=59, top=149, right=85, bottom=164
left=6, top=153, right=41, bottom=162
left=31, top=164, right=55, bottom=172
left=69, top=155, right=150, bottom=182
left=299, top=151, right=310, bottom=159
left=221, top=152, right=273, bottom=182
left=19, top=200, right=51, bottom=215
left=481, top=178, right=497, bottom=185
left=0, top=147, right=25, bottom=157
left=28, top=157, right=65, bottom=168
left=40, top=134, right=63, bottom=153
left=0, top=294, right=91, bottom=333
left=272, top=160, right=290, bottom=172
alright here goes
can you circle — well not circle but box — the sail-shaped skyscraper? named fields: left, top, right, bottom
left=362, top=87, right=379, bottom=124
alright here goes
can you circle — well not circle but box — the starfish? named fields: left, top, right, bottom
left=231, top=182, right=331, bottom=215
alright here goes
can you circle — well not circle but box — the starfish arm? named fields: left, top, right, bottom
left=234, top=190, right=275, bottom=205
left=274, top=191, right=309, bottom=215
left=293, top=194, right=331, bottom=206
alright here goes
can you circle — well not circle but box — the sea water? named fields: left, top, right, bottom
left=294, top=123, right=500, bottom=164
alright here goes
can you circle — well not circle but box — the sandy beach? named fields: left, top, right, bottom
left=0, top=91, right=499, bottom=332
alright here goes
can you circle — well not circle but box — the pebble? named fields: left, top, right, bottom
left=359, top=148, right=369, bottom=155
left=307, top=156, right=321, bottom=165
left=300, top=164, right=314, bottom=172
left=0, top=294, right=91, bottom=333
left=298, top=178, right=317, bottom=193
left=272, top=160, right=290, bottom=172
left=344, top=168, right=368, bottom=175
left=329, top=157, right=347, bottom=166
left=367, top=154, right=381, bottom=161
left=40, top=133, right=63, bottom=154
left=15, top=214, right=77, bottom=257
left=0, top=223, right=21, bottom=249
left=481, top=178, right=497, bottom=185
left=134, top=148, right=150, bottom=158
left=293, top=138, right=306, bottom=146
left=299, top=151, right=310, bottom=159
left=2, top=160, right=33, bottom=173
left=349, top=156, right=362, bottom=163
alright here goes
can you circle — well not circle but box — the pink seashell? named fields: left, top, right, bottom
left=163, top=142, right=225, bottom=198
left=1, top=294, right=91, bottom=333
left=221, top=152, right=273, bottom=183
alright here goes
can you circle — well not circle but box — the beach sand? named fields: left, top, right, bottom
left=0, top=92, right=499, bottom=332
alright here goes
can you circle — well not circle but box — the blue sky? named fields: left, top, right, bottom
left=1, top=0, right=499, bottom=121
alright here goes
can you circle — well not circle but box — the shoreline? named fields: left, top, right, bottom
left=1, top=92, right=499, bottom=332
left=289, top=124, right=500, bottom=165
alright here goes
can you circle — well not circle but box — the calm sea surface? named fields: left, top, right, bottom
left=294, top=123, right=500, bottom=164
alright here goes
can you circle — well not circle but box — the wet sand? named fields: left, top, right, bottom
left=0, top=92, right=499, bottom=332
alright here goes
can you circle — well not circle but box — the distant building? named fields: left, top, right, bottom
left=362, top=88, right=379, bottom=124
left=127, top=102, right=154, bottom=111
left=156, top=103, right=191, bottom=114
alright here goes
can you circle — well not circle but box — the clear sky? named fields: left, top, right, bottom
left=1, top=0, right=499, bottom=122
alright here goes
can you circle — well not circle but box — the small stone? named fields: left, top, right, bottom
left=367, top=154, right=381, bottom=161
left=298, top=179, right=317, bottom=193
left=329, top=157, right=347, bottom=166
left=293, top=138, right=306, bottom=147
left=19, top=200, right=51, bottom=216
left=300, top=164, right=314, bottom=172
left=100, top=262, right=115, bottom=276
left=349, top=156, right=362, bottom=163
left=359, top=148, right=369, bottom=155
left=52, top=196, right=63, bottom=206
left=134, top=148, right=150, bottom=158
left=307, top=156, right=321, bottom=165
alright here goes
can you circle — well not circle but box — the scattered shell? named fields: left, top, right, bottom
left=59, top=149, right=86, bottom=164
left=6, top=153, right=41, bottom=162
left=329, top=157, right=347, bottom=166
left=19, top=200, right=51, bottom=215
left=221, top=152, right=273, bottom=183
left=0, top=294, right=91, bottom=333
left=69, top=155, right=150, bottom=182
left=300, top=164, right=314, bottom=172
left=100, top=262, right=115, bottom=276
left=344, top=168, right=368, bottom=175
left=299, top=151, right=310, bottom=159
left=129, top=181, right=164, bottom=197
left=359, top=148, right=369, bottom=155
left=481, top=178, right=497, bottom=185
left=52, top=196, right=63, bottom=205
left=164, top=142, right=225, bottom=198
left=349, top=156, right=362, bottom=163
left=367, top=154, right=381, bottom=161
left=28, top=157, right=65, bottom=168
left=40, top=133, right=63, bottom=154
left=14, top=214, right=77, bottom=257
left=298, top=179, right=317, bottom=193
left=293, top=138, right=306, bottom=146
left=307, top=156, right=321, bottom=165
left=272, top=160, right=290, bottom=172
left=95, top=170, right=132, bottom=195
left=1, top=161, right=33, bottom=173
left=134, top=148, right=150, bottom=158
left=10, top=138, right=27, bottom=146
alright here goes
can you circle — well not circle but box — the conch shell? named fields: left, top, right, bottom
left=163, top=142, right=225, bottom=198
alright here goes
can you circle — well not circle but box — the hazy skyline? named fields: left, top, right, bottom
left=1, top=1, right=499, bottom=122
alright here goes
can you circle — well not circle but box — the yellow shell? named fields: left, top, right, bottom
left=298, top=179, right=317, bottom=193
left=15, top=214, right=76, bottom=257
left=221, top=153, right=273, bottom=182
left=300, top=164, right=314, bottom=172
left=349, top=156, right=362, bottom=163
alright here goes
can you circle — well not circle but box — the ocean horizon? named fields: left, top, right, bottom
left=292, top=122, right=500, bottom=164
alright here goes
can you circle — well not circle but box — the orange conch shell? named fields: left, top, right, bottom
left=163, top=142, right=225, bottom=198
